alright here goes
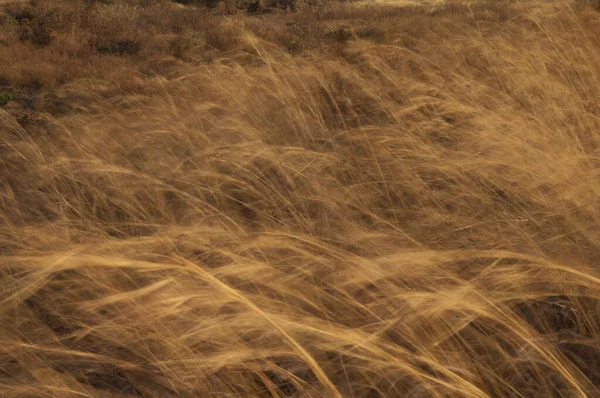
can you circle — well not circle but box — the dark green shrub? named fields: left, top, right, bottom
left=0, top=92, right=15, bottom=106
left=92, top=39, right=142, bottom=55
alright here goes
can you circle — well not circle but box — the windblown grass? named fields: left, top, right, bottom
left=2, top=0, right=600, bottom=396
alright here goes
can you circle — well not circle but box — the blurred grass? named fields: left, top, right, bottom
left=2, top=0, right=600, bottom=396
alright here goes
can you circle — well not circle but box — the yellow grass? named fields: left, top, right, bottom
left=2, top=0, right=600, bottom=396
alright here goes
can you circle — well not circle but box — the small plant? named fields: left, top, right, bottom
left=93, top=39, right=142, bottom=55
left=0, top=92, right=14, bottom=106
left=0, top=15, right=18, bottom=26
left=170, top=31, right=205, bottom=60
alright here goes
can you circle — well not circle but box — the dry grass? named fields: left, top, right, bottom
left=2, top=0, right=600, bottom=396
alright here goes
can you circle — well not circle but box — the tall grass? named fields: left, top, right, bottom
left=2, top=0, right=600, bottom=396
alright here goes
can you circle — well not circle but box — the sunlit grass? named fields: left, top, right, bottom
left=1, top=0, right=600, bottom=396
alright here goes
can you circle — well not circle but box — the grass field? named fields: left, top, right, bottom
left=2, top=0, right=600, bottom=396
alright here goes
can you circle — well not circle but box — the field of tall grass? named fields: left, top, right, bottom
left=2, top=0, right=600, bottom=396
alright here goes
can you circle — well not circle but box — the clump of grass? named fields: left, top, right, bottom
left=170, top=30, right=205, bottom=59
left=0, top=91, right=14, bottom=105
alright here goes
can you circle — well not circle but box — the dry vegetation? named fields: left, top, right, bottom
left=2, top=0, right=600, bottom=396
